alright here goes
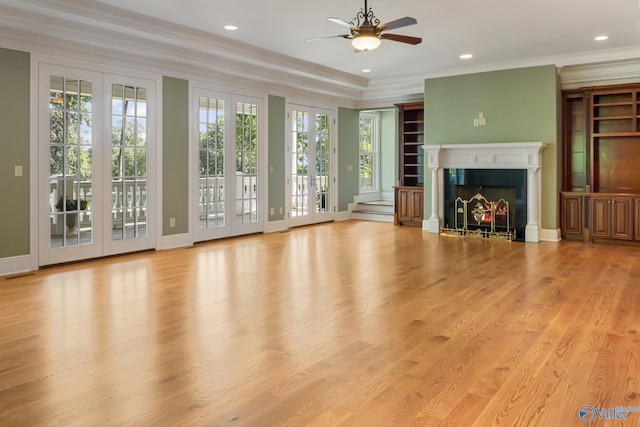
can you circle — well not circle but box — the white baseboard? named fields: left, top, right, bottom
left=337, top=210, right=354, bottom=221
left=0, top=254, right=37, bottom=277
left=264, top=220, right=287, bottom=233
left=540, top=228, right=562, bottom=242
left=157, top=233, right=192, bottom=250
left=423, top=218, right=442, bottom=233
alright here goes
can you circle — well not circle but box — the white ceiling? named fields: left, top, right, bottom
left=2, top=0, right=640, bottom=104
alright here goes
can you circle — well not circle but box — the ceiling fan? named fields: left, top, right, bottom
left=308, top=0, right=422, bottom=52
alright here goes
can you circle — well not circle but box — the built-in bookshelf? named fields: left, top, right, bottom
left=561, top=83, right=640, bottom=243
left=394, top=102, right=424, bottom=227
left=396, top=102, right=424, bottom=187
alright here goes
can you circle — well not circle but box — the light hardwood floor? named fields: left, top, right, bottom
left=1, top=220, right=639, bottom=426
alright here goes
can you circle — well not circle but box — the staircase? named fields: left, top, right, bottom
left=352, top=200, right=394, bottom=223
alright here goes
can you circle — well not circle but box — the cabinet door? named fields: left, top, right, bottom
left=591, top=197, right=611, bottom=237
left=397, top=189, right=412, bottom=221
left=636, top=199, right=640, bottom=241
left=611, top=197, right=633, bottom=240
left=411, top=190, right=424, bottom=221
left=561, top=194, right=583, bottom=236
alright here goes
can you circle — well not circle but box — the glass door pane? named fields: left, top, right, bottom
left=49, top=76, right=94, bottom=248
left=111, top=84, right=148, bottom=240
left=235, top=101, right=259, bottom=224
left=198, top=97, right=226, bottom=229
left=315, top=113, right=331, bottom=215
left=291, top=109, right=310, bottom=218
left=102, top=74, right=155, bottom=256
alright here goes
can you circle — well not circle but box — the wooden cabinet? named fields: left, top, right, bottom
left=394, top=186, right=423, bottom=227
left=560, top=192, right=636, bottom=242
left=394, top=101, right=424, bottom=227
left=560, top=192, right=584, bottom=238
left=591, top=195, right=633, bottom=240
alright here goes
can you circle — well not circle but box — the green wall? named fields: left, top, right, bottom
left=268, top=95, right=286, bottom=221
left=338, top=107, right=360, bottom=211
left=424, top=65, right=560, bottom=230
left=0, top=48, right=30, bottom=258
left=162, top=76, right=189, bottom=235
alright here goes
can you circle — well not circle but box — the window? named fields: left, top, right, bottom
left=359, top=112, right=379, bottom=192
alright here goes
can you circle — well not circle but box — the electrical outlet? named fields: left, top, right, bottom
left=270, top=207, right=275, bottom=216
left=15, top=166, right=23, bottom=177
left=169, top=218, right=176, bottom=228
left=279, top=207, right=283, bottom=214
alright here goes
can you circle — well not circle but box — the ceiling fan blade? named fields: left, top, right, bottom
left=378, top=17, right=417, bottom=31
left=306, top=34, right=352, bottom=42
left=380, top=33, right=422, bottom=45
left=328, top=17, right=355, bottom=30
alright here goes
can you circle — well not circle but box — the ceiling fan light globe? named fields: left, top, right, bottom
left=352, top=35, right=381, bottom=51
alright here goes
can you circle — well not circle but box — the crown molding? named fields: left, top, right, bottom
left=3, top=0, right=640, bottom=106
left=358, top=45, right=640, bottom=104
left=0, top=1, right=367, bottom=103
left=559, top=58, right=640, bottom=89
left=5, top=0, right=368, bottom=88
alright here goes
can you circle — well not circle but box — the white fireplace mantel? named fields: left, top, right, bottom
left=422, top=142, right=547, bottom=243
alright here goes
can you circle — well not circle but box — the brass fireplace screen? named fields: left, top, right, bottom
left=442, top=193, right=515, bottom=241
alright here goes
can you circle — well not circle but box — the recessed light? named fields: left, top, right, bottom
left=595, top=35, right=608, bottom=41
left=224, top=25, right=239, bottom=31
left=460, top=53, right=473, bottom=59
left=362, top=69, right=371, bottom=73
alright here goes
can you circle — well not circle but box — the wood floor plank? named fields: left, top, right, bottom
left=2, top=220, right=640, bottom=426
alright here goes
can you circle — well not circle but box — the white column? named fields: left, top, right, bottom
left=424, top=145, right=442, bottom=233
left=525, top=166, right=541, bottom=242
left=427, top=166, right=442, bottom=233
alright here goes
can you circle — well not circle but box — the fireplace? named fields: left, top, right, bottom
left=443, top=169, right=526, bottom=241
left=423, top=143, right=546, bottom=243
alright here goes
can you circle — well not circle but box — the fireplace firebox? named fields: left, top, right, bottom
left=442, top=169, right=526, bottom=241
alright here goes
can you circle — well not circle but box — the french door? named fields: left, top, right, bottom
left=192, top=89, right=264, bottom=242
left=38, top=63, right=156, bottom=266
left=286, top=105, right=336, bottom=227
